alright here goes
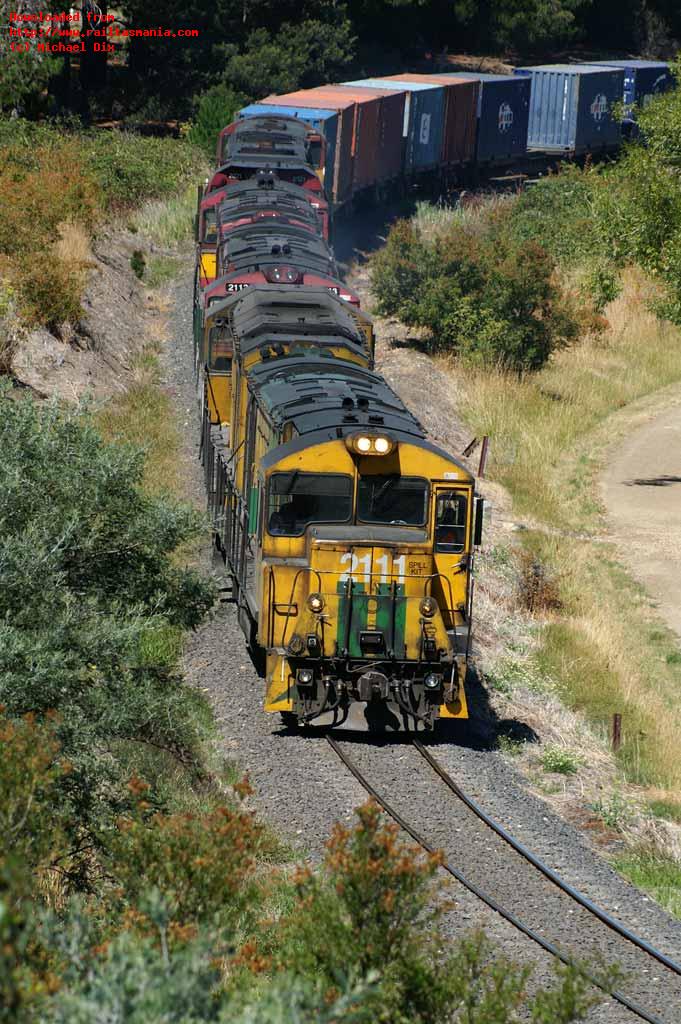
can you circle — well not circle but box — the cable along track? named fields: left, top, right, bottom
left=327, top=735, right=681, bottom=1024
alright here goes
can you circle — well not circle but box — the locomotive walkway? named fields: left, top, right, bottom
left=602, top=396, right=681, bottom=643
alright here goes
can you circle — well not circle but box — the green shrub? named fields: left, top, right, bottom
left=0, top=389, right=215, bottom=882
left=588, top=793, right=632, bottom=831
left=508, top=168, right=604, bottom=268
left=255, top=801, right=600, bottom=1024
left=109, top=779, right=264, bottom=938
left=82, top=132, right=203, bottom=209
left=371, top=208, right=581, bottom=373
left=131, top=250, right=146, bottom=279
left=45, top=906, right=375, bottom=1024
left=594, top=148, right=681, bottom=272
left=188, top=84, right=248, bottom=160
left=541, top=746, right=581, bottom=775
left=17, top=257, right=85, bottom=329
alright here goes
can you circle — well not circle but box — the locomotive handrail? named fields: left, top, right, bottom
left=279, top=567, right=324, bottom=647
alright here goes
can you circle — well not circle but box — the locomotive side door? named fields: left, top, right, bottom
left=431, top=487, right=472, bottom=632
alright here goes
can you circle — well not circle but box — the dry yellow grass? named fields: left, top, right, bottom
left=449, top=268, right=681, bottom=805
left=54, top=221, right=94, bottom=269
left=447, top=268, right=681, bottom=528
left=96, top=294, right=191, bottom=502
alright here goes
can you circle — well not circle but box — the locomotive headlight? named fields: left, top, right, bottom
left=297, top=668, right=314, bottom=687
left=424, top=673, right=442, bottom=691
left=419, top=596, right=438, bottom=618
left=307, top=593, right=325, bottom=614
left=346, top=434, right=396, bottom=456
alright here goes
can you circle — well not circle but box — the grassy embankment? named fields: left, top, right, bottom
left=371, top=133, right=681, bottom=914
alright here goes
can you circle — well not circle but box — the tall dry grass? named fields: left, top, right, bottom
left=449, top=268, right=681, bottom=801
left=449, top=268, right=681, bottom=528
left=133, top=180, right=207, bottom=250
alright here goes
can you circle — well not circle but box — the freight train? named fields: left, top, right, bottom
left=195, top=61, right=673, bottom=731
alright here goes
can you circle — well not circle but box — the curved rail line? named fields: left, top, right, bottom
left=413, top=739, right=681, bottom=977
left=326, top=735, right=667, bottom=1024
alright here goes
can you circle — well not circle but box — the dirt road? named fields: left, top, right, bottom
left=601, top=400, right=681, bottom=640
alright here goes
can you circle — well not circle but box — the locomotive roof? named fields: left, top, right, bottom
left=219, top=220, right=322, bottom=251
left=204, top=286, right=368, bottom=333
left=216, top=155, right=315, bottom=173
left=203, top=176, right=327, bottom=211
left=223, top=289, right=366, bottom=353
left=248, top=359, right=424, bottom=439
left=226, top=135, right=309, bottom=160
left=219, top=213, right=320, bottom=239
left=233, top=114, right=314, bottom=138
left=218, top=191, right=320, bottom=223
left=204, top=272, right=352, bottom=303
left=220, top=230, right=336, bottom=275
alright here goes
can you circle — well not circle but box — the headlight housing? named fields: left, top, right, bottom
left=307, top=593, right=325, bottom=614
left=419, top=596, right=438, bottom=618
left=345, top=434, right=396, bottom=456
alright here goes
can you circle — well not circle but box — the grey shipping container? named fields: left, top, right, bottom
left=590, top=60, right=673, bottom=115
left=514, top=64, right=624, bottom=153
left=344, top=78, right=445, bottom=173
left=440, top=73, right=530, bottom=162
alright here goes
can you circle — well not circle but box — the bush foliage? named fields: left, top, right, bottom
left=0, top=121, right=203, bottom=332
left=373, top=66, right=681, bottom=370
left=371, top=210, right=582, bottom=373
left=0, top=390, right=215, bottom=884
left=188, top=84, right=248, bottom=158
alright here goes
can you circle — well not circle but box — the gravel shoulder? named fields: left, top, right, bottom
left=164, top=262, right=681, bottom=1022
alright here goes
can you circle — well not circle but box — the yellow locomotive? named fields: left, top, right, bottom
left=204, top=285, right=482, bottom=732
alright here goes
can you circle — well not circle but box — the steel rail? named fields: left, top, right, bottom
left=413, top=739, right=681, bottom=978
left=326, top=735, right=665, bottom=1024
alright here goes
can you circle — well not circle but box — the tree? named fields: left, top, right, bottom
left=0, top=0, right=62, bottom=113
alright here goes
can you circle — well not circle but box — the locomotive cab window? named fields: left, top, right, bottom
left=208, top=325, right=232, bottom=373
left=308, top=139, right=323, bottom=170
left=267, top=472, right=352, bottom=536
left=358, top=476, right=428, bottom=527
left=435, top=491, right=468, bottom=553
left=202, top=209, right=217, bottom=244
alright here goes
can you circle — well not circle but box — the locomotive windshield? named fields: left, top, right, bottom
left=358, top=476, right=428, bottom=527
left=267, top=472, right=352, bottom=536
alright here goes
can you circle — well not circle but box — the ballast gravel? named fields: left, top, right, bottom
left=165, top=267, right=681, bottom=1023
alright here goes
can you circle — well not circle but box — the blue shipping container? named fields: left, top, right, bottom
left=344, top=78, right=444, bottom=173
left=440, top=73, right=530, bottom=163
left=514, top=64, right=624, bottom=153
left=590, top=60, right=673, bottom=115
left=238, top=103, right=338, bottom=193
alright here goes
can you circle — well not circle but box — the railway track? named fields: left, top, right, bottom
left=327, top=735, right=681, bottom=1024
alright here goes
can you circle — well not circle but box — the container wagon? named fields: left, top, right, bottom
left=514, top=63, right=624, bottom=154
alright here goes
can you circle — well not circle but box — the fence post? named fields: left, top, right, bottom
left=612, top=713, right=622, bottom=752
left=478, top=436, right=490, bottom=478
